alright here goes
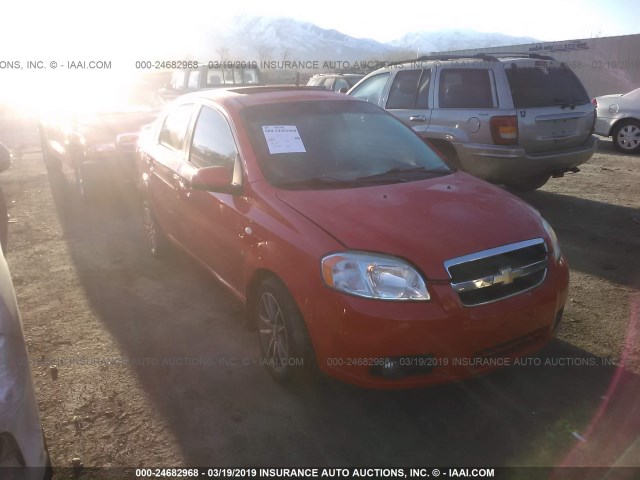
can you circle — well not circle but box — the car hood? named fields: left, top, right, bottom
left=276, top=172, right=546, bottom=280
left=76, top=110, right=159, bottom=138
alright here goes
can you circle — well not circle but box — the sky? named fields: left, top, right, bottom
left=0, top=0, right=638, bottom=112
left=1, top=0, right=638, bottom=54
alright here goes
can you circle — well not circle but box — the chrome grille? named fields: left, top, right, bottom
left=444, top=238, right=548, bottom=307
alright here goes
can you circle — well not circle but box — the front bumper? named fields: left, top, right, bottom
left=304, top=257, right=569, bottom=389
left=455, top=136, right=598, bottom=183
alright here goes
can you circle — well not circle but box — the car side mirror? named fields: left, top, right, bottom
left=191, top=165, right=238, bottom=193
left=0, top=144, right=11, bottom=173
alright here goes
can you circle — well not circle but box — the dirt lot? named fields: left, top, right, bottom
left=1, top=127, right=639, bottom=475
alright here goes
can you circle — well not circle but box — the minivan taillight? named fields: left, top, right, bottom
left=490, top=116, right=518, bottom=146
left=591, top=98, right=598, bottom=107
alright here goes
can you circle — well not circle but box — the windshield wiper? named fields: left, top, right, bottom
left=356, top=166, right=449, bottom=182
left=277, top=176, right=351, bottom=189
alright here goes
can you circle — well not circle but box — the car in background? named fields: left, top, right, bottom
left=307, top=73, right=365, bottom=93
left=39, top=82, right=164, bottom=198
left=348, top=53, right=598, bottom=191
left=592, top=87, right=640, bottom=154
left=0, top=145, right=52, bottom=479
left=137, top=86, right=568, bottom=389
left=161, top=64, right=263, bottom=100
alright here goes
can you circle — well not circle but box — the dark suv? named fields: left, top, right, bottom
left=162, top=64, right=263, bottom=100
left=349, top=54, right=598, bottom=191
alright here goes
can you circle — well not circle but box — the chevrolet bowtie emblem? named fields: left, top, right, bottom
left=496, top=267, right=518, bottom=285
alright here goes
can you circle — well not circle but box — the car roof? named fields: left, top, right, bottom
left=175, top=86, right=352, bottom=110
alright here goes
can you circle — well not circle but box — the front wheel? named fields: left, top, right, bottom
left=255, top=277, right=316, bottom=384
left=612, top=120, right=640, bottom=154
left=505, top=175, right=550, bottom=192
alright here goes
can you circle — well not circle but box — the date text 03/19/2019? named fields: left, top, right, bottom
left=135, top=467, right=497, bottom=478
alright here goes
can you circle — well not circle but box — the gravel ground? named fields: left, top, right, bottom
left=1, top=129, right=639, bottom=475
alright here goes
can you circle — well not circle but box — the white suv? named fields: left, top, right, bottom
left=349, top=54, right=598, bottom=191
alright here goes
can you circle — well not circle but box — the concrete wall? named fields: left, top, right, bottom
left=443, top=34, right=640, bottom=98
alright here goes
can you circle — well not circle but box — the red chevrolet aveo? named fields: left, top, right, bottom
left=137, top=87, right=569, bottom=389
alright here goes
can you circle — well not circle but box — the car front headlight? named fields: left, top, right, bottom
left=321, top=252, right=430, bottom=301
left=541, top=218, right=562, bottom=261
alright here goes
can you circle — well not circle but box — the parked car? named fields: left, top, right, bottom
left=348, top=54, right=598, bottom=191
left=592, top=87, right=640, bottom=154
left=137, top=86, right=569, bottom=389
left=39, top=82, right=164, bottom=198
left=161, top=64, right=263, bottom=100
left=307, top=73, right=365, bottom=93
left=0, top=145, right=52, bottom=478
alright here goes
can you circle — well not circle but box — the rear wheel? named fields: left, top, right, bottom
left=254, top=277, right=316, bottom=384
left=505, top=175, right=550, bottom=192
left=612, top=120, right=640, bottom=154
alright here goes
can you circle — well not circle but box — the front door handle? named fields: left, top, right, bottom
left=173, top=173, right=191, bottom=196
left=409, top=115, right=427, bottom=122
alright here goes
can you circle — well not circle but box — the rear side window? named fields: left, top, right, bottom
left=187, top=71, right=200, bottom=89
left=334, top=78, right=350, bottom=92
left=439, top=69, right=494, bottom=108
left=322, top=78, right=335, bottom=90
left=386, top=70, right=431, bottom=109
left=171, top=71, right=187, bottom=90
left=189, top=106, right=238, bottom=169
left=159, top=104, right=194, bottom=150
left=506, top=64, right=590, bottom=108
left=350, top=72, right=390, bottom=105
left=207, top=69, right=224, bottom=86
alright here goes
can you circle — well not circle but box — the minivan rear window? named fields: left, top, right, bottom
left=506, top=64, right=590, bottom=108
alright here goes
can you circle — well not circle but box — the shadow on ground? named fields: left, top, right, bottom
left=45, top=164, right=640, bottom=467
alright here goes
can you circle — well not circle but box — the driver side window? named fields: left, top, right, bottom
left=349, top=73, right=390, bottom=105
left=189, top=106, right=238, bottom=169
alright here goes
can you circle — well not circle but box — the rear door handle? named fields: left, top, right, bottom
left=409, top=115, right=427, bottom=122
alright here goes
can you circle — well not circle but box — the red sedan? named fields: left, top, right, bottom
left=137, top=87, right=569, bottom=389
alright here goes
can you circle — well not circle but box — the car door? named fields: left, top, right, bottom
left=385, top=69, right=433, bottom=134
left=175, top=105, right=246, bottom=293
left=144, top=103, right=196, bottom=241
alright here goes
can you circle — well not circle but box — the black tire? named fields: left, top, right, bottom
left=74, top=166, right=88, bottom=199
left=254, top=277, right=316, bottom=384
left=142, top=199, right=169, bottom=258
left=505, top=175, right=550, bottom=192
left=612, top=120, right=640, bottom=154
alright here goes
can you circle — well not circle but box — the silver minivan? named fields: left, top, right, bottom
left=349, top=54, right=598, bottom=191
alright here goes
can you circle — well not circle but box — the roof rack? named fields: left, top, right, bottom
left=486, top=52, right=556, bottom=60
left=387, top=52, right=556, bottom=66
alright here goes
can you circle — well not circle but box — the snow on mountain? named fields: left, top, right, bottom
left=199, top=16, right=395, bottom=62
left=390, top=29, right=539, bottom=54
left=193, top=16, right=539, bottom=64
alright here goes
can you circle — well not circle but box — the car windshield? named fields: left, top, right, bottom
left=242, top=100, right=451, bottom=189
left=506, top=63, right=590, bottom=108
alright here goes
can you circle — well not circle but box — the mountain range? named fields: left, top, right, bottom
left=193, top=16, right=539, bottom=64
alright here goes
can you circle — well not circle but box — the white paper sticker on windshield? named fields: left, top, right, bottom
left=262, top=125, right=306, bottom=154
